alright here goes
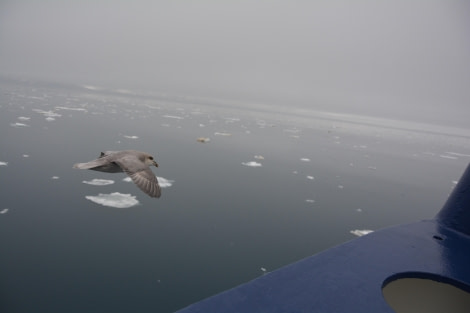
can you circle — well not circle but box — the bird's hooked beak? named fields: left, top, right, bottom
left=153, top=160, right=159, bottom=167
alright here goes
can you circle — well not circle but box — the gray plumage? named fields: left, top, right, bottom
left=74, top=150, right=161, bottom=198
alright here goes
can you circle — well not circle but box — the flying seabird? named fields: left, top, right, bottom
left=74, top=150, right=161, bottom=198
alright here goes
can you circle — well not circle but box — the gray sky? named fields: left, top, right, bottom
left=1, top=1, right=469, bottom=126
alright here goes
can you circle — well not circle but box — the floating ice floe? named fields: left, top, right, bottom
left=51, top=176, right=60, bottom=179
left=82, top=85, right=102, bottom=90
left=306, top=176, right=314, bottom=180
left=85, top=192, right=139, bottom=208
left=214, top=132, right=232, bottom=136
left=300, top=158, right=311, bottom=162
left=254, top=155, right=264, bottom=160
left=82, top=179, right=115, bottom=186
left=10, top=122, right=30, bottom=127
left=439, top=154, right=458, bottom=160
left=23, top=154, right=29, bottom=158
left=124, top=135, right=139, bottom=139
left=123, top=176, right=174, bottom=188
left=350, top=229, right=374, bottom=237
left=338, top=185, right=344, bottom=189
left=157, top=177, right=175, bottom=188
left=0, top=208, right=9, bottom=214
left=18, top=116, right=31, bottom=121
left=242, top=161, right=262, bottom=167
left=446, top=152, right=470, bottom=158
left=305, top=199, right=316, bottom=203
left=33, top=109, right=62, bottom=120
left=197, top=137, right=210, bottom=143
left=0, top=161, right=8, bottom=166
left=163, top=115, right=184, bottom=120
left=55, top=106, right=88, bottom=112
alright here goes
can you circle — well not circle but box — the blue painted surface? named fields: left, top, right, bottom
left=177, top=164, right=470, bottom=313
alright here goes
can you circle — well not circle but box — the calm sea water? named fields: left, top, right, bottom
left=1, top=77, right=469, bottom=312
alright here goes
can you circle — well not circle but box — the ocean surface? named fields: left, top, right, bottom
left=1, top=77, right=470, bottom=312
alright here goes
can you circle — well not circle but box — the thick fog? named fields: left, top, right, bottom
left=1, top=1, right=469, bottom=126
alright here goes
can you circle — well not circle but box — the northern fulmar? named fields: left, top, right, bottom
left=74, top=150, right=161, bottom=198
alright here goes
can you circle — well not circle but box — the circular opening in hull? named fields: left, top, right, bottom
left=383, top=274, right=470, bottom=313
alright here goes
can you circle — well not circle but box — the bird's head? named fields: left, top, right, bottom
left=145, top=154, right=159, bottom=167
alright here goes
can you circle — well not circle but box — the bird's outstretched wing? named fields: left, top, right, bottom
left=73, top=157, right=110, bottom=170
left=114, top=155, right=161, bottom=198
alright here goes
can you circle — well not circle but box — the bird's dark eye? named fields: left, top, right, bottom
left=149, top=156, right=153, bottom=160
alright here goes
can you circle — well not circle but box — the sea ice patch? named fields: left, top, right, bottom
left=85, top=192, right=139, bottom=208
left=350, top=229, right=374, bottom=237
left=82, top=179, right=115, bottom=186
left=0, top=161, right=8, bottom=166
left=242, top=161, right=262, bottom=167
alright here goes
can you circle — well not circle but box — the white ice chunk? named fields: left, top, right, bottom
left=0, top=161, right=8, bottom=166
left=350, top=229, right=374, bottom=237
left=242, top=161, right=262, bottom=167
left=445, top=152, right=470, bottom=157
left=51, top=176, right=60, bottom=179
left=0, top=208, right=9, bottom=214
left=10, top=122, right=30, bottom=127
left=254, top=155, right=264, bottom=160
left=163, top=115, right=184, bottom=119
left=18, top=116, right=31, bottom=121
left=300, top=158, right=310, bottom=162
left=123, top=135, right=139, bottom=139
left=157, top=177, right=174, bottom=188
left=85, top=192, right=139, bottom=208
left=305, top=199, right=316, bottom=203
left=82, top=179, right=115, bottom=186
left=439, top=155, right=458, bottom=160
left=306, top=176, right=314, bottom=180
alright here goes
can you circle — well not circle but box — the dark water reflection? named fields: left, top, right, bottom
left=1, top=78, right=469, bottom=312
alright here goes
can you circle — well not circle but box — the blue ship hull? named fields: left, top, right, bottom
left=177, top=164, right=470, bottom=312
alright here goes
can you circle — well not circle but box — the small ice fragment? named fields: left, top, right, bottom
left=446, top=152, right=470, bottom=157
left=452, top=180, right=458, bottom=185
left=18, top=116, right=31, bottom=121
left=85, top=192, right=139, bottom=208
left=242, top=161, right=262, bottom=167
left=300, top=158, right=310, bottom=162
left=214, top=132, right=232, bottom=136
left=338, top=185, right=344, bottom=189
left=197, top=137, right=210, bottom=143
left=0, top=208, right=9, bottom=214
left=45, top=117, right=55, bottom=121
left=51, top=176, right=60, bottom=179
left=305, top=199, right=316, bottom=203
left=163, top=115, right=184, bottom=119
left=124, top=135, right=139, bottom=139
left=292, top=170, right=298, bottom=174
left=350, top=229, right=374, bottom=237
left=199, top=124, right=206, bottom=127
left=254, top=155, right=264, bottom=160
left=0, top=161, right=8, bottom=166
left=157, top=177, right=174, bottom=188
left=356, top=208, right=363, bottom=213
left=368, top=166, right=377, bottom=170
left=439, top=155, right=458, bottom=160
left=10, top=122, right=30, bottom=127
left=122, top=177, right=132, bottom=182
left=23, top=154, right=29, bottom=158
left=260, top=267, right=267, bottom=273
left=82, top=179, right=115, bottom=186
left=306, top=176, right=314, bottom=180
